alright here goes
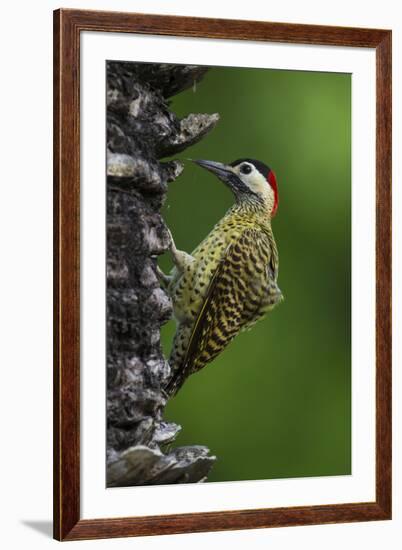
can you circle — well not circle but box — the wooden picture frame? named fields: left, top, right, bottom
left=53, top=8, right=392, bottom=541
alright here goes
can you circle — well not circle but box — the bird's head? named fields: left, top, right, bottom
left=193, top=158, right=278, bottom=216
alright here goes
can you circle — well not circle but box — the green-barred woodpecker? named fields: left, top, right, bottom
left=160, top=158, right=283, bottom=396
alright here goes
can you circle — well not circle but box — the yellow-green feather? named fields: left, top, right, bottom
left=166, top=203, right=283, bottom=395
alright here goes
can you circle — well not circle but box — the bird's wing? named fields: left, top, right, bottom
left=181, top=228, right=275, bottom=377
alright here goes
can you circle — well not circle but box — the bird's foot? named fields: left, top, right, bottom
left=167, top=229, right=195, bottom=273
left=156, top=265, right=172, bottom=289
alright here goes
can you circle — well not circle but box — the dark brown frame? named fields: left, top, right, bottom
left=53, top=8, right=392, bottom=541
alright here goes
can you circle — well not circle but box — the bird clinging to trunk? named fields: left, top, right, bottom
left=160, top=158, right=284, bottom=396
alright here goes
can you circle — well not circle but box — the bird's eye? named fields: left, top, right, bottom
left=240, top=163, right=252, bottom=175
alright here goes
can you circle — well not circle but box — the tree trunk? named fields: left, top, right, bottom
left=106, top=61, right=218, bottom=486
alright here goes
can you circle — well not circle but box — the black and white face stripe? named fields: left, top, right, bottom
left=193, top=158, right=278, bottom=214
left=230, top=159, right=278, bottom=214
left=230, top=158, right=272, bottom=179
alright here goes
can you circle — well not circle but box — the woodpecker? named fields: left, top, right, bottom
left=161, top=158, right=283, bottom=396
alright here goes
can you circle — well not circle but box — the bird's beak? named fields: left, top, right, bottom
left=192, top=159, right=235, bottom=185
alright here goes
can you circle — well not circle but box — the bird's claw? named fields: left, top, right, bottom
left=156, top=265, right=172, bottom=288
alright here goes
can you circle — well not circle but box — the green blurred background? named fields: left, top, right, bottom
left=159, top=66, right=351, bottom=483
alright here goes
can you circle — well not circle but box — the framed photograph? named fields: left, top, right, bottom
left=53, top=8, right=392, bottom=541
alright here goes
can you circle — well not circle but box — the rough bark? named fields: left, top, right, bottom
left=106, top=61, right=218, bottom=486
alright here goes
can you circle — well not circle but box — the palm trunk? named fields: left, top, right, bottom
left=106, top=61, right=218, bottom=486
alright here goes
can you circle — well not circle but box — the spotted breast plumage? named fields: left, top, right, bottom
left=159, top=158, right=284, bottom=396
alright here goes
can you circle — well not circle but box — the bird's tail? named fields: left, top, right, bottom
left=164, top=370, right=186, bottom=397
left=165, top=323, right=192, bottom=396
